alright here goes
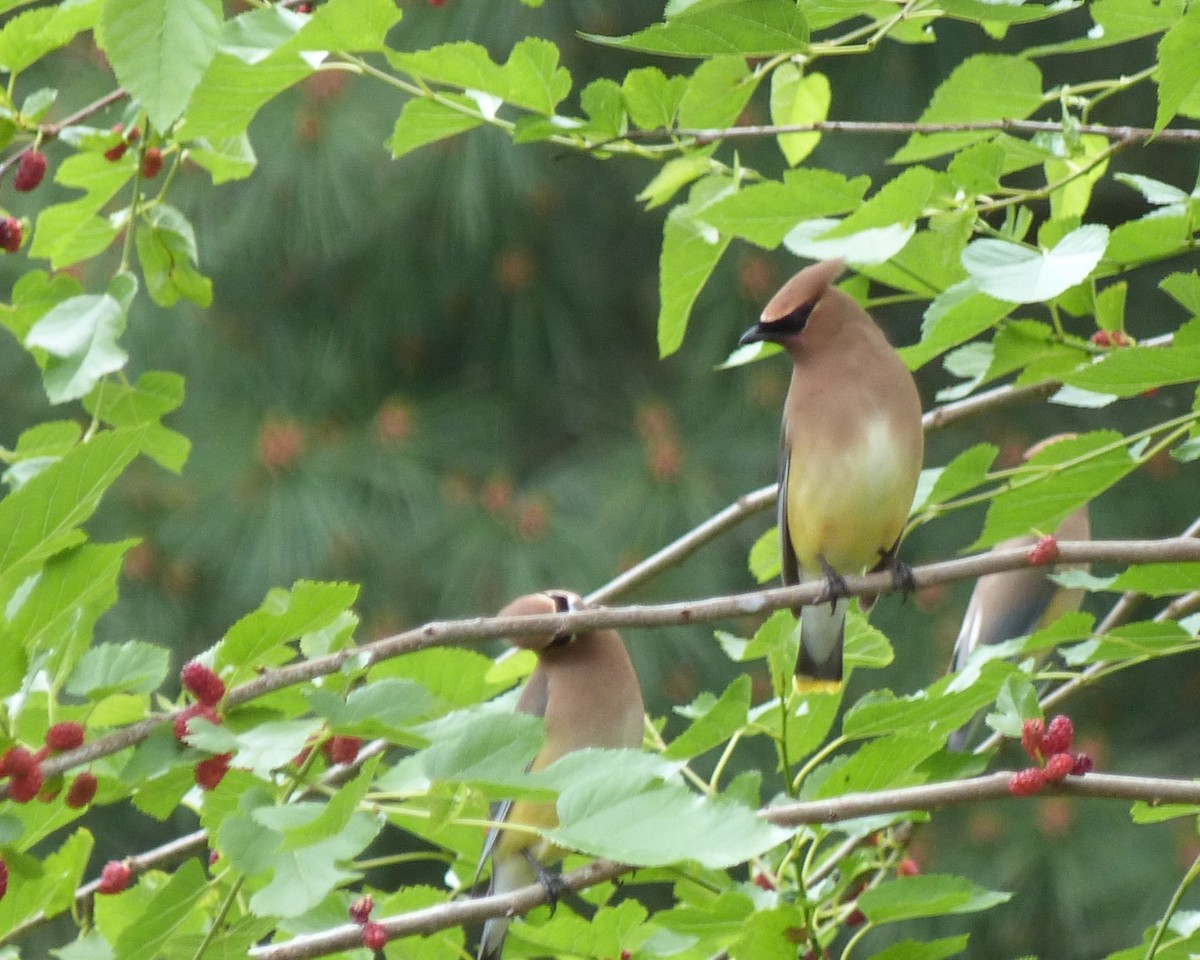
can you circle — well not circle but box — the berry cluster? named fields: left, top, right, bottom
left=1089, top=329, right=1133, bottom=348
left=1, top=723, right=97, bottom=807
left=176, top=661, right=233, bottom=790
left=0, top=216, right=22, bottom=253
left=1008, top=715, right=1094, bottom=796
left=348, top=893, right=388, bottom=951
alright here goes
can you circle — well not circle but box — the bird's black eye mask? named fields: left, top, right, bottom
left=547, top=592, right=574, bottom=648
left=770, top=300, right=816, bottom=336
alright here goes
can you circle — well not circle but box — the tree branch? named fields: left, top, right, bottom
left=22, top=536, right=1200, bottom=792
left=662, top=118, right=1200, bottom=146
left=249, top=769, right=1200, bottom=960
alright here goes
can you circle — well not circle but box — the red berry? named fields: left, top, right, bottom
left=428, top=0, right=446, bottom=6
left=173, top=703, right=220, bottom=742
left=752, top=870, right=776, bottom=891
left=14, top=151, right=47, bottom=191
left=8, top=767, right=44, bottom=803
left=1043, top=752, right=1074, bottom=783
left=103, top=141, right=128, bottom=162
left=1026, top=535, right=1059, bottom=566
left=0, top=856, right=7, bottom=900
left=895, top=857, right=920, bottom=877
left=846, top=908, right=866, bottom=927
left=0, top=216, right=23, bottom=253
left=181, top=660, right=225, bottom=707
left=1071, top=752, right=1094, bottom=775
left=329, top=736, right=363, bottom=765
left=1, top=745, right=38, bottom=777
left=141, top=147, right=163, bottom=179
left=349, top=894, right=375, bottom=925
left=1042, top=715, right=1074, bottom=756
left=127, top=126, right=141, bottom=144
left=1089, top=330, right=1112, bottom=348
left=66, top=772, right=98, bottom=808
left=1020, top=718, right=1045, bottom=762
left=194, top=753, right=232, bottom=790
left=46, top=721, right=86, bottom=752
left=1008, top=767, right=1047, bottom=797
left=1110, top=330, right=1132, bottom=347
left=98, top=860, right=131, bottom=894
left=361, top=921, right=388, bottom=951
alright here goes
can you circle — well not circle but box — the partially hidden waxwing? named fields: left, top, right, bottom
left=739, top=259, right=924, bottom=690
left=477, top=590, right=645, bottom=960
left=949, top=436, right=1091, bottom=749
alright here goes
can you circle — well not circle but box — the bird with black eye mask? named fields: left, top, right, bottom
left=739, top=259, right=924, bottom=690
left=476, top=590, right=644, bottom=960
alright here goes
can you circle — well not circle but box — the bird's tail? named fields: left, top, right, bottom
left=477, top=916, right=508, bottom=960
left=794, top=598, right=846, bottom=691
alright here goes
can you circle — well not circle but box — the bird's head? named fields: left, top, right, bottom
left=498, top=590, right=581, bottom=653
left=738, top=258, right=847, bottom=350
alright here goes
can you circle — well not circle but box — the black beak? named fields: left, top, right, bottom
left=738, top=323, right=771, bottom=347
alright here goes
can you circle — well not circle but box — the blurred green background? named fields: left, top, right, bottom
left=2, top=3, right=1199, bottom=956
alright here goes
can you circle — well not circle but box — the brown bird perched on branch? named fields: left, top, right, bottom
left=739, top=259, right=924, bottom=689
left=476, top=590, right=644, bottom=960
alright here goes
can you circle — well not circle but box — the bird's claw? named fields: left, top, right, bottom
left=526, top=854, right=568, bottom=915
left=816, top=557, right=849, bottom=610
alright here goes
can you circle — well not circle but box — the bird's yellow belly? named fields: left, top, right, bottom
left=785, top=421, right=916, bottom=574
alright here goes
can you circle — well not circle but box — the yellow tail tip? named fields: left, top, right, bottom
left=793, top=676, right=843, bottom=695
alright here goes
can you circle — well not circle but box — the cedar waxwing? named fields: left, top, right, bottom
left=739, top=259, right=923, bottom=689
left=477, top=590, right=645, bottom=960
left=948, top=438, right=1091, bottom=749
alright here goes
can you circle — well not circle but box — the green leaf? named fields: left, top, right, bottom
left=784, top=218, right=915, bottom=267
left=24, top=275, right=134, bottom=404
left=248, top=811, right=381, bottom=918
left=702, top=169, right=869, bottom=248
left=1162, top=271, right=1200, bottom=315
left=915, top=443, right=998, bottom=510
left=864, top=936, right=972, bottom=960
left=180, top=51, right=310, bottom=141
left=98, top=0, right=222, bottom=131
left=984, top=674, right=1040, bottom=737
left=7, top=540, right=133, bottom=686
left=823, top=166, right=945, bottom=238
left=503, top=37, right=572, bottom=114
left=187, top=133, right=257, bottom=183
left=769, top=66, right=828, bottom=166
left=948, top=140, right=1006, bottom=195
left=729, top=904, right=810, bottom=960
left=370, top=647, right=498, bottom=710
left=66, top=640, right=170, bottom=699
left=1107, top=211, right=1192, bottom=264
left=678, top=56, right=759, bottom=129
left=1045, top=134, right=1110, bottom=220
left=845, top=610, right=894, bottom=670
left=658, top=177, right=733, bottom=357
left=960, top=225, right=1108, bottom=304
left=135, top=205, right=213, bottom=309
left=808, top=733, right=941, bottom=798
left=1154, top=7, right=1200, bottom=132
left=858, top=874, right=1011, bottom=923
left=1059, top=344, right=1200, bottom=397
left=1130, top=801, right=1200, bottom=824
left=843, top=661, right=1014, bottom=740
left=898, top=281, right=1014, bottom=371
left=308, top=678, right=435, bottom=737
left=0, top=428, right=143, bottom=593
left=622, top=67, right=687, bottom=130
left=30, top=152, right=133, bottom=268
left=112, top=860, right=208, bottom=960
left=584, top=0, right=809, bottom=57
left=549, top=761, right=788, bottom=868
left=748, top=526, right=780, bottom=583
left=0, top=828, right=93, bottom=935
left=664, top=675, right=751, bottom=761
left=893, top=55, right=1044, bottom=162
left=0, top=4, right=98, bottom=76
left=974, top=431, right=1134, bottom=549
left=279, top=756, right=380, bottom=850
left=1061, top=620, right=1195, bottom=666
left=216, top=580, right=360, bottom=677
left=82, top=371, right=190, bottom=473
left=516, top=900, right=649, bottom=959
left=389, top=97, right=483, bottom=159
left=288, top=0, right=400, bottom=51
left=418, top=709, right=545, bottom=789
